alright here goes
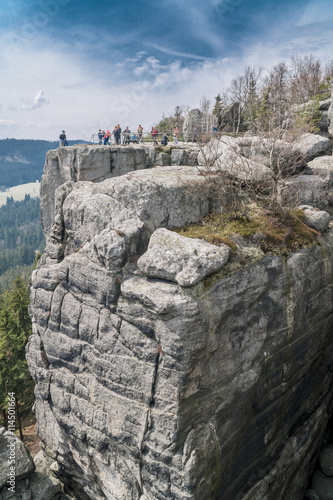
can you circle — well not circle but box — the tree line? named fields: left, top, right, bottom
left=0, top=196, right=44, bottom=436
left=0, top=195, right=45, bottom=292
left=0, top=276, right=34, bottom=438
left=211, top=54, right=333, bottom=133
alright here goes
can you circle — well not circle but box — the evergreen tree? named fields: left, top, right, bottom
left=212, top=94, right=224, bottom=128
left=0, top=278, right=34, bottom=438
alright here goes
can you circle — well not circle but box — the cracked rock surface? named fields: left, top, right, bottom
left=27, top=152, right=333, bottom=499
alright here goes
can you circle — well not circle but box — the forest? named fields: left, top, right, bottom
left=0, top=195, right=45, bottom=432
left=0, top=195, right=45, bottom=290
left=157, top=55, right=333, bottom=136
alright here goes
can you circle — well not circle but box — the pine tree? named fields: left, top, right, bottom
left=212, top=94, right=224, bottom=128
left=0, top=278, right=34, bottom=438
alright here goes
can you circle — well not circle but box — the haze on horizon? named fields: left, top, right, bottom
left=0, top=0, right=333, bottom=141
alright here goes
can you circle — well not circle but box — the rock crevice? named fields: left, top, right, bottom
left=25, top=146, right=333, bottom=500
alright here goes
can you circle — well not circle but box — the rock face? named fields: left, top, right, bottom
left=183, top=109, right=217, bottom=139
left=328, top=95, right=333, bottom=137
left=318, top=99, right=331, bottom=136
left=285, top=155, right=333, bottom=213
left=27, top=148, right=333, bottom=500
left=40, top=144, right=201, bottom=237
left=40, top=145, right=150, bottom=235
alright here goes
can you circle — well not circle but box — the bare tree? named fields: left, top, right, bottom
left=195, top=102, right=308, bottom=216
left=262, top=62, right=290, bottom=127
left=289, top=55, right=322, bottom=103
left=227, top=66, right=262, bottom=132
left=200, top=95, right=212, bottom=114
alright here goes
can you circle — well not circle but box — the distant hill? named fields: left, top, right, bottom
left=0, top=139, right=85, bottom=189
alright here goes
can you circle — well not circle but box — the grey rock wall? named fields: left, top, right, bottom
left=27, top=155, right=333, bottom=499
left=328, top=95, right=333, bottom=137
left=183, top=109, right=217, bottom=138
left=40, top=145, right=150, bottom=236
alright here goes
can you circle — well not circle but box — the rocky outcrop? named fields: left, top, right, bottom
left=183, top=109, right=217, bottom=139
left=0, top=428, right=35, bottom=490
left=0, top=430, right=65, bottom=500
left=40, top=145, right=201, bottom=237
left=318, top=99, right=331, bottom=136
left=285, top=155, right=333, bottom=213
left=328, top=96, right=333, bottom=137
left=27, top=145, right=333, bottom=500
left=198, top=136, right=273, bottom=181
left=40, top=145, right=150, bottom=235
left=292, top=133, right=331, bottom=162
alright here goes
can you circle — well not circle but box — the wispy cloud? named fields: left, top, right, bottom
left=148, top=43, right=214, bottom=61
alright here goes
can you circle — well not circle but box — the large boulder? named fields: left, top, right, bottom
left=170, top=147, right=199, bottom=166
left=305, top=156, right=333, bottom=181
left=284, top=157, right=333, bottom=214
left=198, top=136, right=240, bottom=166
left=0, top=428, right=35, bottom=490
left=236, top=136, right=304, bottom=173
left=298, top=205, right=331, bottom=232
left=311, top=471, right=333, bottom=500
left=198, top=136, right=272, bottom=182
left=137, top=228, right=230, bottom=287
left=319, top=444, right=333, bottom=477
left=293, top=133, right=331, bottom=162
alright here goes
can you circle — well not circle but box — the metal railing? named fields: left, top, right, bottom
left=88, top=131, right=207, bottom=145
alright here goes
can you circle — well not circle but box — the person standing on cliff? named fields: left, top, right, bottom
left=173, top=126, right=179, bottom=145
left=123, top=126, right=131, bottom=145
left=98, top=129, right=103, bottom=145
left=59, top=130, right=68, bottom=146
left=151, top=126, right=158, bottom=145
left=137, top=124, right=143, bottom=142
left=103, top=130, right=111, bottom=145
left=113, top=125, right=121, bottom=145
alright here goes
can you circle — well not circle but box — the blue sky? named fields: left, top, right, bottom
left=0, top=0, right=333, bottom=139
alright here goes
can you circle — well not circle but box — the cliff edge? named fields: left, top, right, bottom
left=27, top=145, right=333, bottom=500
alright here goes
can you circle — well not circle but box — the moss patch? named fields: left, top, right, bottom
left=172, top=205, right=319, bottom=256
left=154, top=145, right=173, bottom=154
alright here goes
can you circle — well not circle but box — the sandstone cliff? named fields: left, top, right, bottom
left=26, top=144, right=333, bottom=500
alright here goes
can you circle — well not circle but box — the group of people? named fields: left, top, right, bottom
left=59, top=124, right=182, bottom=148
left=97, top=125, right=145, bottom=145
left=98, top=125, right=123, bottom=145
left=96, top=125, right=181, bottom=146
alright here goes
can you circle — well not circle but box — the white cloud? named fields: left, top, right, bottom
left=21, top=90, right=49, bottom=110
left=0, top=8, right=333, bottom=141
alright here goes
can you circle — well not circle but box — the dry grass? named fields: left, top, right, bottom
left=172, top=205, right=319, bottom=256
